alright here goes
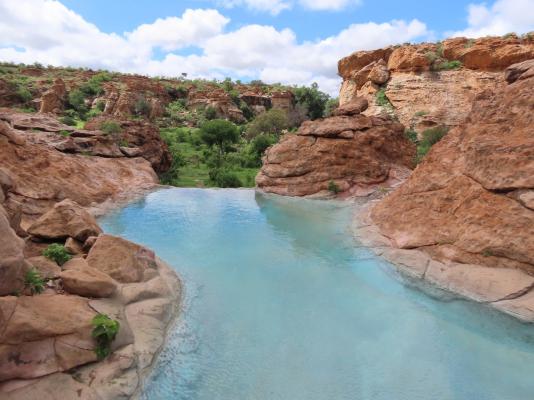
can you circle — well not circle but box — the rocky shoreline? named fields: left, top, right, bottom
left=352, top=203, right=534, bottom=323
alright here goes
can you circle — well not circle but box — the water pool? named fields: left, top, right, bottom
left=100, top=188, right=534, bottom=400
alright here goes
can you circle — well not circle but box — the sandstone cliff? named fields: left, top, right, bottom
left=256, top=99, right=415, bottom=197
left=338, top=35, right=534, bottom=135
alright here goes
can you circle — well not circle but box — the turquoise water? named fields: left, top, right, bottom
left=100, top=188, right=534, bottom=400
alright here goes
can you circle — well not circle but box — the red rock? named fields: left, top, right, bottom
left=370, top=61, right=534, bottom=272
left=39, top=78, right=66, bottom=114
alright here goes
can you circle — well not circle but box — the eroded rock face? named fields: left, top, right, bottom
left=38, top=78, right=66, bottom=114
left=370, top=60, right=534, bottom=273
left=338, top=35, right=534, bottom=134
left=256, top=99, right=415, bottom=197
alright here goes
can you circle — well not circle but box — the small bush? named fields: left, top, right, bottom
left=60, top=115, right=76, bottom=126
left=328, top=180, right=341, bottom=194
left=58, top=130, right=71, bottom=137
left=42, top=243, right=72, bottom=265
left=24, top=268, right=45, bottom=295
left=245, top=109, right=289, bottom=139
left=204, top=106, right=218, bottom=120
left=100, top=121, right=121, bottom=135
left=434, top=60, right=462, bottom=71
left=415, top=126, right=448, bottom=163
left=68, top=89, right=88, bottom=115
left=96, top=100, right=106, bottom=112
left=375, top=89, right=392, bottom=108
left=134, top=96, right=151, bottom=117
left=209, top=168, right=242, bottom=188
left=404, top=129, right=418, bottom=143
left=91, top=313, right=120, bottom=360
left=16, top=86, right=32, bottom=103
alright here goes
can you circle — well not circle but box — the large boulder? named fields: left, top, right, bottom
left=0, top=204, right=27, bottom=295
left=86, top=235, right=157, bottom=283
left=256, top=100, right=415, bottom=197
left=60, top=258, right=117, bottom=298
left=370, top=59, right=534, bottom=272
left=27, top=199, right=102, bottom=242
left=0, top=294, right=97, bottom=381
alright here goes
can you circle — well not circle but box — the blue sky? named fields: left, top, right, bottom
left=1, top=0, right=533, bottom=94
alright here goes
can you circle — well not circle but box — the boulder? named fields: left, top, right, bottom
left=38, top=78, right=66, bottom=114
left=256, top=113, right=415, bottom=197
left=27, top=199, right=102, bottom=242
left=60, top=258, right=117, bottom=298
left=86, top=235, right=157, bottom=283
left=65, top=237, right=84, bottom=255
left=333, top=98, right=368, bottom=116
left=368, top=59, right=390, bottom=84
left=26, top=256, right=61, bottom=279
left=0, top=294, right=97, bottom=381
left=0, top=205, right=27, bottom=295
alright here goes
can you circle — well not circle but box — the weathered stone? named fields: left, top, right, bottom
left=27, top=199, right=102, bottom=242
left=0, top=205, right=27, bottom=296
left=333, top=98, right=368, bottom=116
left=39, top=78, right=66, bottom=114
left=60, top=261, right=117, bottom=298
left=86, top=235, right=157, bottom=283
left=65, top=237, right=84, bottom=255
left=26, top=256, right=61, bottom=279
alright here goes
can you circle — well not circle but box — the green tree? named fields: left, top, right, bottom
left=200, top=119, right=239, bottom=156
left=293, top=82, right=330, bottom=120
left=245, top=109, right=289, bottom=139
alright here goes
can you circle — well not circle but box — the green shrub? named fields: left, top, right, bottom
left=405, top=129, right=418, bottom=143
left=203, top=106, right=218, bottom=120
left=15, top=86, right=32, bottom=103
left=58, top=130, right=71, bottom=137
left=245, top=109, right=289, bottom=139
left=42, top=243, right=72, bottom=265
left=96, top=100, right=106, bottom=112
left=324, top=98, right=339, bottom=117
left=251, top=134, right=277, bottom=158
left=200, top=119, right=239, bottom=156
left=414, top=110, right=428, bottom=117
left=100, top=121, right=121, bottom=135
left=415, top=126, right=448, bottom=163
left=328, top=180, right=341, bottom=194
left=434, top=60, right=462, bottom=71
left=91, top=313, right=120, bottom=359
left=375, top=88, right=392, bottom=108
left=134, top=96, right=151, bottom=117
left=293, top=82, right=330, bottom=120
left=24, top=268, right=45, bottom=295
left=209, top=168, right=242, bottom=188
left=68, top=89, right=88, bottom=114
left=60, top=115, right=76, bottom=126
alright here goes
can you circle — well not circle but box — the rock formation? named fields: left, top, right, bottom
left=256, top=98, right=415, bottom=197
left=364, top=60, right=534, bottom=321
left=38, top=78, right=66, bottom=114
left=0, top=108, right=181, bottom=398
left=338, top=35, right=534, bottom=135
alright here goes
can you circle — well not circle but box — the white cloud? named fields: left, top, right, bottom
left=298, top=0, right=361, bottom=11
left=216, top=0, right=291, bottom=15
left=216, top=0, right=361, bottom=14
left=453, top=0, right=534, bottom=37
left=0, top=0, right=430, bottom=96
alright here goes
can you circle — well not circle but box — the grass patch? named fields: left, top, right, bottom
left=24, top=268, right=45, bottom=295
left=415, top=126, right=448, bottom=163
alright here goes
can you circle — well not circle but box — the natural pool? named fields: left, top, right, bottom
left=100, top=188, right=534, bottom=400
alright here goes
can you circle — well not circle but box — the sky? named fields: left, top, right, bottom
left=1, top=0, right=534, bottom=95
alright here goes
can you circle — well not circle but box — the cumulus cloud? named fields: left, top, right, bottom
left=216, top=0, right=360, bottom=14
left=298, top=0, right=361, bottom=11
left=0, top=0, right=430, bottom=95
left=453, top=0, right=534, bottom=37
left=216, top=0, right=291, bottom=15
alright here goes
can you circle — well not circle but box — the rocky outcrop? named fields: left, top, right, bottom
left=84, top=117, right=171, bottom=173
left=0, top=204, right=28, bottom=296
left=256, top=98, right=415, bottom=197
left=0, top=111, right=159, bottom=226
left=338, top=35, right=534, bottom=134
left=369, top=59, right=534, bottom=278
left=187, top=88, right=245, bottom=123
left=38, top=78, right=66, bottom=114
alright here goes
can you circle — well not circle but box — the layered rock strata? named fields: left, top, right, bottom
left=338, top=35, right=534, bottom=134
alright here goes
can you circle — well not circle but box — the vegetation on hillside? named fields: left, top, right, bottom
left=0, top=62, right=334, bottom=188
